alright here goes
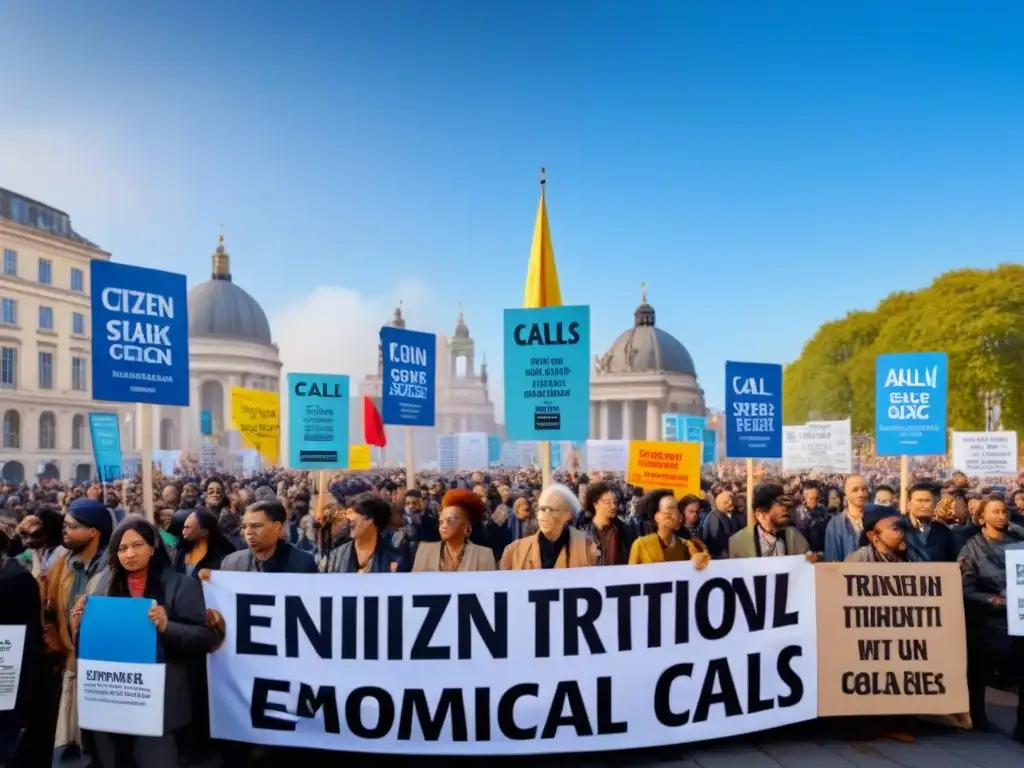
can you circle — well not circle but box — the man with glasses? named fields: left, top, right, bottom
left=220, top=501, right=317, bottom=573
left=499, top=484, right=598, bottom=570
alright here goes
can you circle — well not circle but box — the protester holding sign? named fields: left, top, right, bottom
left=85, top=518, right=217, bottom=767
left=958, top=495, right=1024, bottom=737
left=845, top=505, right=909, bottom=563
left=627, top=489, right=709, bottom=567
left=412, top=489, right=496, bottom=572
left=499, top=484, right=597, bottom=569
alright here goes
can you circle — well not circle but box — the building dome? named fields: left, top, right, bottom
left=598, top=285, right=697, bottom=376
left=187, top=234, right=273, bottom=345
left=454, top=307, right=470, bottom=339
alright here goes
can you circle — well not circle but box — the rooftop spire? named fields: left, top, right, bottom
left=211, top=225, right=232, bottom=282
left=635, top=282, right=655, bottom=327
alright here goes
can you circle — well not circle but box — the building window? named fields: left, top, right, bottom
left=71, top=267, right=84, bottom=292
left=72, top=414, right=85, bottom=450
left=38, top=259, right=52, bottom=285
left=39, top=305, right=53, bottom=331
left=0, top=298, right=15, bottom=325
left=2, top=249, right=15, bottom=276
left=38, top=351, right=53, bottom=389
left=2, top=409, right=19, bottom=448
left=72, top=312, right=85, bottom=335
left=0, top=347, right=16, bottom=387
left=72, top=356, right=87, bottom=391
left=38, top=411, right=56, bottom=450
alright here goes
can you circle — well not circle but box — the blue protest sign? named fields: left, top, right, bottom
left=661, top=414, right=680, bottom=440
left=503, top=305, right=591, bottom=441
left=703, top=429, right=717, bottom=464
left=875, top=352, right=948, bottom=456
left=79, top=596, right=157, bottom=664
left=90, top=260, right=189, bottom=406
left=200, top=409, right=213, bottom=436
left=88, top=413, right=122, bottom=483
left=725, top=361, right=783, bottom=459
left=488, top=435, right=502, bottom=465
left=380, top=327, right=436, bottom=427
left=286, top=373, right=350, bottom=469
left=683, top=416, right=706, bottom=443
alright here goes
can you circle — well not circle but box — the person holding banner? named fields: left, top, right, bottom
left=958, top=495, right=1024, bottom=738
left=499, top=484, right=598, bottom=570
left=221, top=501, right=317, bottom=574
left=82, top=518, right=217, bottom=768
left=628, top=489, right=710, bottom=567
left=411, top=489, right=497, bottom=572
left=326, top=494, right=402, bottom=574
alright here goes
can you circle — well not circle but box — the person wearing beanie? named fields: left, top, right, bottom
left=845, top=504, right=909, bottom=563
left=39, top=497, right=112, bottom=760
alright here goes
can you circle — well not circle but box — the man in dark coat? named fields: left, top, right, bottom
left=0, top=528, right=46, bottom=766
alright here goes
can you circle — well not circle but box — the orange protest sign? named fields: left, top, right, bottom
left=626, top=440, right=701, bottom=496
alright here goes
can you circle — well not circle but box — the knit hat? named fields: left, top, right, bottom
left=858, top=504, right=902, bottom=547
left=68, top=498, right=113, bottom=538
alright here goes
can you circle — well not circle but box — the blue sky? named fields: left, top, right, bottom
left=3, top=1, right=1024, bottom=417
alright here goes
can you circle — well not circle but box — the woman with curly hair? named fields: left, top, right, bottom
left=412, top=489, right=497, bottom=572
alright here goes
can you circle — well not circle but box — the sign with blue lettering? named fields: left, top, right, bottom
left=875, top=352, right=948, bottom=456
left=88, top=412, right=122, bottom=483
left=200, top=409, right=213, bottom=436
left=286, top=373, right=350, bottom=469
left=703, top=429, right=717, bottom=464
left=380, top=327, right=436, bottom=427
left=503, top=305, right=590, bottom=441
left=725, top=361, right=783, bottom=459
left=90, top=260, right=189, bottom=406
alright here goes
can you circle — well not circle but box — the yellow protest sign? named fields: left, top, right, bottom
left=349, top=444, right=372, bottom=471
left=230, top=387, right=280, bottom=465
left=626, top=440, right=701, bottom=497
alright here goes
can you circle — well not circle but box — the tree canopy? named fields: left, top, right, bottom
left=783, top=264, right=1024, bottom=434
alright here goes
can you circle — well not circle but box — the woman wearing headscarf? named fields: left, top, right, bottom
left=958, top=495, right=1024, bottom=738
left=412, top=489, right=497, bottom=572
left=171, top=508, right=236, bottom=578
left=75, top=518, right=217, bottom=768
left=325, top=493, right=402, bottom=573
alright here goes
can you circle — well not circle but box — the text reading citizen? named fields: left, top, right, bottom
left=102, top=287, right=175, bottom=366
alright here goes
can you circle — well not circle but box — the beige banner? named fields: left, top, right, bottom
left=816, top=562, right=968, bottom=717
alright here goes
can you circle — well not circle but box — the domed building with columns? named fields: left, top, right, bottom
left=590, top=286, right=706, bottom=440
left=144, top=233, right=281, bottom=456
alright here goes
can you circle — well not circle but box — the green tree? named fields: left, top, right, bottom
left=784, top=265, right=1024, bottom=434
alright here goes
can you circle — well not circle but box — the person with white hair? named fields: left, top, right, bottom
left=499, top=484, right=597, bottom=570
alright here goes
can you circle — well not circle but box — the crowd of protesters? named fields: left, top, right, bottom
left=1, top=460, right=1023, bottom=766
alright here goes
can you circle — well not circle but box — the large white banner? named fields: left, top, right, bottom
left=584, top=440, right=629, bottom=471
left=951, top=430, right=1018, bottom=477
left=203, top=558, right=817, bottom=755
left=782, top=420, right=852, bottom=474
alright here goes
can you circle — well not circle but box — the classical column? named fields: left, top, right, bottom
left=646, top=400, right=661, bottom=441
left=152, top=405, right=163, bottom=451
left=622, top=400, right=633, bottom=440
left=599, top=401, right=610, bottom=440
left=590, top=402, right=599, bottom=439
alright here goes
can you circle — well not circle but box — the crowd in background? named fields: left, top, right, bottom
left=1, top=460, right=1023, bottom=766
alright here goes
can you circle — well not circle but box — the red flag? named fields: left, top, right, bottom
left=363, top=397, right=387, bottom=447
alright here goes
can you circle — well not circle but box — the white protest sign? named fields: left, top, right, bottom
left=77, top=658, right=166, bottom=736
left=951, top=431, right=1018, bottom=477
left=1007, top=546, right=1024, bottom=637
left=584, top=440, right=629, bottom=472
left=203, top=558, right=818, bottom=755
left=0, top=625, right=26, bottom=711
left=782, top=419, right=852, bottom=474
